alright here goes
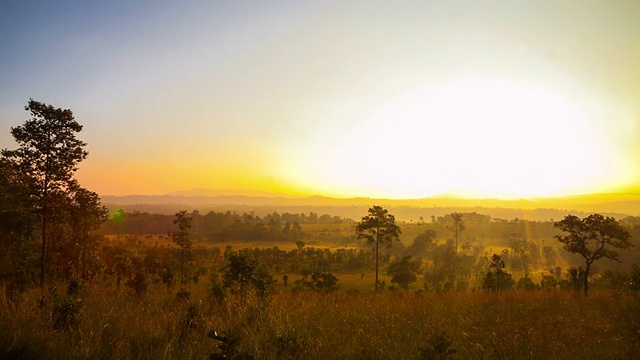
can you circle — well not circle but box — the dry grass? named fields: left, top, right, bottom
left=2, top=280, right=639, bottom=359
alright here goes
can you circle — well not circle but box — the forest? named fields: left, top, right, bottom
left=2, top=101, right=640, bottom=358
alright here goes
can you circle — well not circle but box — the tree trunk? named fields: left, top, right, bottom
left=375, top=232, right=379, bottom=292
left=454, top=226, right=458, bottom=254
left=40, top=209, right=47, bottom=288
left=81, top=245, right=86, bottom=280
left=180, top=246, right=184, bottom=283
left=584, top=261, right=591, bottom=297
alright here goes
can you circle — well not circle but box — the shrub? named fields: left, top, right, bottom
left=176, top=288, right=191, bottom=301
left=419, top=332, right=456, bottom=359
left=183, top=302, right=201, bottom=330
left=126, top=272, right=149, bottom=295
left=160, top=268, right=175, bottom=287
left=67, top=279, right=83, bottom=296
left=52, top=297, right=83, bottom=331
left=210, top=279, right=226, bottom=304
left=516, top=277, right=539, bottom=291
left=208, top=330, right=254, bottom=360
left=540, top=274, right=558, bottom=290
left=271, top=332, right=306, bottom=359
left=222, top=252, right=275, bottom=299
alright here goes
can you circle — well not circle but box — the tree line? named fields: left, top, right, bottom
left=100, top=209, right=350, bottom=241
left=356, top=206, right=640, bottom=296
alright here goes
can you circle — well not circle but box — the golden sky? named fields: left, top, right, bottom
left=1, top=1, right=639, bottom=199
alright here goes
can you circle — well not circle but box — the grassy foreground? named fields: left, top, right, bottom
left=1, top=282, right=639, bottom=359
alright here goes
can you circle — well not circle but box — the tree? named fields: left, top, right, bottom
left=2, top=100, right=88, bottom=287
left=356, top=206, right=401, bottom=291
left=221, top=251, right=275, bottom=298
left=482, top=254, right=513, bottom=294
left=446, top=213, right=465, bottom=254
left=554, top=214, right=632, bottom=296
left=295, top=240, right=306, bottom=268
left=103, top=244, right=133, bottom=288
left=507, top=233, right=530, bottom=277
left=387, top=255, right=421, bottom=290
left=67, top=182, right=108, bottom=279
left=308, top=272, right=339, bottom=292
left=169, top=210, right=192, bottom=282
left=0, top=158, right=37, bottom=293
left=406, top=229, right=437, bottom=258
left=424, top=243, right=457, bottom=292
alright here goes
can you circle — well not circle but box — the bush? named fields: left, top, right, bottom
left=222, top=252, right=275, bottom=299
left=517, top=277, right=539, bottom=291
left=67, top=279, right=83, bottom=296
left=208, top=330, right=254, bottom=360
left=126, top=272, right=149, bottom=295
left=183, top=302, right=201, bottom=330
left=160, top=268, right=175, bottom=287
left=176, top=288, right=191, bottom=301
left=52, top=297, right=83, bottom=331
left=210, top=279, right=226, bottom=304
left=540, top=274, right=558, bottom=290
left=419, top=332, right=456, bottom=359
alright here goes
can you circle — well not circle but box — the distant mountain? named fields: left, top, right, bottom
left=100, top=189, right=640, bottom=221
left=166, top=188, right=307, bottom=198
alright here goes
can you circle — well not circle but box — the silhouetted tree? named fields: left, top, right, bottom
left=446, top=213, right=465, bottom=254
left=356, top=206, right=401, bottom=291
left=309, top=272, right=339, bottom=292
left=67, top=182, right=108, bottom=279
left=221, top=251, right=275, bottom=298
left=406, top=229, right=437, bottom=258
left=387, top=256, right=421, bottom=290
left=424, top=242, right=458, bottom=293
left=2, top=100, right=88, bottom=287
left=0, top=159, right=36, bottom=293
left=169, top=210, right=192, bottom=282
left=554, top=214, right=632, bottom=296
left=482, top=254, right=513, bottom=293
left=507, top=233, right=530, bottom=277
left=103, top=244, right=133, bottom=288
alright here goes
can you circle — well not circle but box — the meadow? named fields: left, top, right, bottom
left=1, top=279, right=639, bottom=360
left=2, top=210, right=639, bottom=359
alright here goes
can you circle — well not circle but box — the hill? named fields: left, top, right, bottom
left=100, top=190, right=640, bottom=221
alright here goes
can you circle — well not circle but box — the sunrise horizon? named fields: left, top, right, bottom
left=3, top=1, right=640, bottom=211
left=95, top=184, right=640, bottom=202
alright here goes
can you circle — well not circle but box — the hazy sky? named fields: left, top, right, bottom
left=1, top=1, right=639, bottom=199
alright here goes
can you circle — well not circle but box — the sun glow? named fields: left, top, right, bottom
left=290, top=75, right=619, bottom=199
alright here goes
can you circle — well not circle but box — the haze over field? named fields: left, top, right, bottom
left=1, top=1, right=640, bottom=200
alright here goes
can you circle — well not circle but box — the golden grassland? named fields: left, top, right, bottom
left=1, top=280, right=639, bottom=359
left=2, top=218, right=634, bottom=359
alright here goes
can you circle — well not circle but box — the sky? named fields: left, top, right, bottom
left=1, top=0, right=639, bottom=199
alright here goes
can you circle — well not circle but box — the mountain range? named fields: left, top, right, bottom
left=100, top=189, right=640, bottom=221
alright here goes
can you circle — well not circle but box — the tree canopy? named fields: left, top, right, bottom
left=356, top=206, right=401, bottom=291
left=1, top=100, right=102, bottom=288
left=387, top=255, right=421, bottom=290
left=169, top=210, right=193, bottom=282
left=554, top=214, right=632, bottom=296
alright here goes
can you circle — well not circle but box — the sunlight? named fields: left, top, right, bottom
left=294, top=75, right=613, bottom=199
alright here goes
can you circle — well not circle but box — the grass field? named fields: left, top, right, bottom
left=1, top=279, right=638, bottom=359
